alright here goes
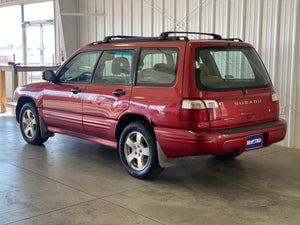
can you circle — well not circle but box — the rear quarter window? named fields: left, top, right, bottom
left=136, top=48, right=179, bottom=87
left=195, top=47, right=271, bottom=91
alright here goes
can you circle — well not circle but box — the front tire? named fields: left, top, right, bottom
left=19, top=102, right=48, bottom=145
left=119, top=121, right=163, bottom=179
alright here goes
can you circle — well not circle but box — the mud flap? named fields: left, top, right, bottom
left=156, top=141, right=177, bottom=168
left=39, top=116, right=55, bottom=138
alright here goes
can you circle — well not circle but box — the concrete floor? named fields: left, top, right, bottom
left=0, top=111, right=300, bottom=225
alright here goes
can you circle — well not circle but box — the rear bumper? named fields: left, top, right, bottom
left=154, top=120, right=287, bottom=158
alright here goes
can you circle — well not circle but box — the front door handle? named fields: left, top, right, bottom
left=71, top=88, right=81, bottom=94
left=112, top=90, right=126, bottom=96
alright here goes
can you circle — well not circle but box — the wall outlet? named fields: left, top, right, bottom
left=280, top=106, right=286, bottom=115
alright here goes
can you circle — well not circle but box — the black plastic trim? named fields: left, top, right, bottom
left=222, top=38, right=243, bottom=42
left=217, top=121, right=284, bottom=135
left=85, top=31, right=240, bottom=46
left=159, top=31, right=222, bottom=40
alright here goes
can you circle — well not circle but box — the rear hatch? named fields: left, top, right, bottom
left=181, top=45, right=279, bottom=130
left=209, top=89, right=279, bottom=130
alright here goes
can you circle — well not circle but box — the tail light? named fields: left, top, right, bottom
left=180, top=99, right=221, bottom=122
left=271, top=93, right=279, bottom=112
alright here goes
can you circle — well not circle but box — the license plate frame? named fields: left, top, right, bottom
left=246, top=133, right=263, bottom=150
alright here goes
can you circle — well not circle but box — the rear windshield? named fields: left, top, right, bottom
left=195, top=47, right=271, bottom=91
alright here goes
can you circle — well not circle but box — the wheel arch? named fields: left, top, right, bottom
left=16, top=97, right=36, bottom=123
left=115, top=113, right=154, bottom=144
left=116, top=113, right=177, bottom=169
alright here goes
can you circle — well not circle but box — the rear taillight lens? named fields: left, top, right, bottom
left=271, top=93, right=279, bottom=112
left=180, top=99, right=221, bottom=122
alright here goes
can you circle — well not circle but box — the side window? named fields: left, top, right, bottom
left=59, top=51, right=101, bottom=83
left=137, top=48, right=179, bottom=87
left=92, top=50, right=134, bottom=85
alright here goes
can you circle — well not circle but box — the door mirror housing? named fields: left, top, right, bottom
left=42, top=70, right=55, bottom=82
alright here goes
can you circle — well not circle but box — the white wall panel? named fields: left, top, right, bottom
left=174, top=0, right=187, bottom=31
left=96, top=0, right=105, bottom=40
left=188, top=0, right=201, bottom=32
left=229, top=0, right=245, bottom=38
left=200, top=0, right=214, bottom=33
left=57, top=0, right=79, bottom=57
left=53, top=0, right=300, bottom=149
left=215, top=0, right=229, bottom=37
left=152, top=0, right=163, bottom=35
left=277, top=0, right=298, bottom=147
left=88, top=0, right=97, bottom=43
left=78, top=0, right=88, bottom=46
left=293, top=0, right=300, bottom=148
left=260, top=0, right=279, bottom=82
left=0, top=0, right=49, bottom=7
left=163, top=0, right=175, bottom=32
left=114, top=0, right=123, bottom=35
left=132, top=0, right=142, bottom=35
left=104, top=0, right=114, bottom=36
left=244, top=0, right=262, bottom=51
left=142, top=0, right=152, bottom=36
left=123, top=0, right=132, bottom=35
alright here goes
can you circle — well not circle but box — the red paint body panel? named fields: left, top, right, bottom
left=42, top=83, right=86, bottom=131
left=12, top=38, right=287, bottom=159
left=155, top=119, right=286, bottom=157
left=83, top=84, right=132, bottom=141
left=47, top=126, right=118, bottom=149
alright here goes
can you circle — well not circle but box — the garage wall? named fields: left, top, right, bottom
left=0, top=0, right=49, bottom=6
left=45, top=0, right=300, bottom=149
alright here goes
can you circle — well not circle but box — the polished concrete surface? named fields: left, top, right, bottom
left=0, top=111, right=300, bottom=225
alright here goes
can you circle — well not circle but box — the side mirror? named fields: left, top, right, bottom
left=42, top=70, right=55, bottom=82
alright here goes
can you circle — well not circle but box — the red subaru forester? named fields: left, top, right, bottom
left=12, top=32, right=286, bottom=179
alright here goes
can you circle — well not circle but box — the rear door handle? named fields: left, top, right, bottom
left=112, top=90, right=126, bottom=96
left=71, top=88, right=81, bottom=94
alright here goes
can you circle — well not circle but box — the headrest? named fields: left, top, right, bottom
left=153, top=63, right=174, bottom=75
left=199, top=63, right=209, bottom=76
left=111, top=57, right=130, bottom=74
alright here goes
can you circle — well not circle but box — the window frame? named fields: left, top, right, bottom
left=55, top=50, right=102, bottom=84
left=91, top=48, right=138, bottom=86
left=195, top=46, right=272, bottom=92
left=134, top=47, right=180, bottom=87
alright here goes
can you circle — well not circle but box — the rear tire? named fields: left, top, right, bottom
left=19, top=103, right=48, bottom=145
left=119, top=121, right=163, bottom=179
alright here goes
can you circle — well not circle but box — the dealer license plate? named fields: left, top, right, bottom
left=246, top=134, right=263, bottom=150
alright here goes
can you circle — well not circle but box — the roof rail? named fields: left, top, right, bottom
left=103, top=35, right=140, bottom=43
left=86, top=32, right=243, bottom=46
left=86, top=35, right=141, bottom=46
left=86, top=41, right=103, bottom=46
left=222, top=38, right=243, bottom=42
left=159, top=31, right=222, bottom=40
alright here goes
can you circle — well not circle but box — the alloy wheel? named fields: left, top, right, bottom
left=21, top=109, right=37, bottom=139
left=124, top=131, right=150, bottom=171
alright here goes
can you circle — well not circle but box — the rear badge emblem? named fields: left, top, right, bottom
left=224, top=118, right=235, bottom=122
left=234, top=99, right=262, bottom=106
